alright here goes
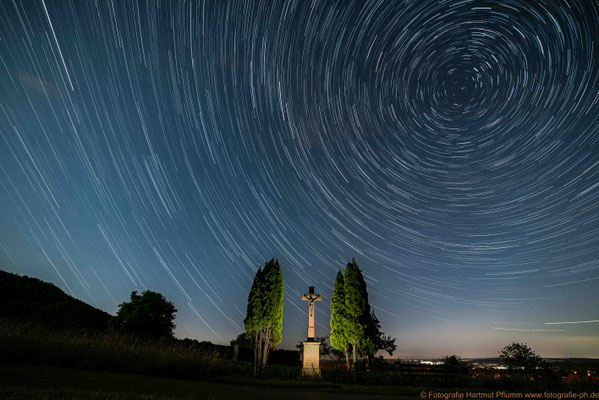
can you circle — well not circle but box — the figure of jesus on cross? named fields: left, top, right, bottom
left=301, top=286, right=322, bottom=377
left=301, top=286, right=321, bottom=340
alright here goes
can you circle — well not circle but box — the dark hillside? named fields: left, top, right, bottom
left=0, top=269, right=111, bottom=331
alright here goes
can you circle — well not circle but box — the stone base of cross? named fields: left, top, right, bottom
left=300, top=286, right=322, bottom=377
left=301, top=341, right=321, bottom=377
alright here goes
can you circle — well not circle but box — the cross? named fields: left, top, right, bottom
left=301, top=286, right=321, bottom=341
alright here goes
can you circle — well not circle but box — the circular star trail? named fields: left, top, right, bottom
left=1, top=0, right=598, bottom=357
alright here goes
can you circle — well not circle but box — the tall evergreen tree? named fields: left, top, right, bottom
left=344, top=258, right=368, bottom=366
left=260, top=258, right=284, bottom=370
left=354, top=264, right=375, bottom=358
left=243, top=258, right=284, bottom=376
left=344, top=258, right=396, bottom=366
left=330, top=270, right=350, bottom=369
left=244, top=266, right=264, bottom=376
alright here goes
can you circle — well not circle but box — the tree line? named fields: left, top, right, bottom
left=2, top=268, right=556, bottom=381
left=105, top=276, right=553, bottom=380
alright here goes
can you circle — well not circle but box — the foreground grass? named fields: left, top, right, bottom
left=7, top=365, right=597, bottom=399
left=2, top=320, right=598, bottom=394
left=1, top=365, right=403, bottom=399
left=0, top=320, right=244, bottom=379
left=0, top=386, right=191, bottom=400
left=0, top=385, right=415, bottom=400
left=210, top=375, right=409, bottom=396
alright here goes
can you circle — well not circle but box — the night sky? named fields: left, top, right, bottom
left=1, top=0, right=599, bottom=358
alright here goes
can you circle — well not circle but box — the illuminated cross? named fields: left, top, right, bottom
left=301, top=286, right=321, bottom=340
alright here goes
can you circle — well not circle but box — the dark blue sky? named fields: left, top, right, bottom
left=1, top=0, right=598, bottom=358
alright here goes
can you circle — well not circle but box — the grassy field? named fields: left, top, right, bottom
left=0, top=320, right=244, bottom=379
left=1, top=365, right=408, bottom=399
left=0, top=386, right=189, bottom=400
left=0, top=320, right=408, bottom=398
left=2, top=320, right=598, bottom=398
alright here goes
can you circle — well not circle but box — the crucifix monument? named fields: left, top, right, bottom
left=301, top=286, right=322, bottom=377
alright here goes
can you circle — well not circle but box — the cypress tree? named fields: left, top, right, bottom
left=344, top=258, right=366, bottom=366
left=354, top=264, right=374, bottom=358
left=346, top=260, right=396, bottom=363
left=341, top=259, right=397, bottom=366
left=244, top=266, right=264, bottom=376
left=243, top=258, right=284, bottom=376
left=330, top=270, right=350, bottom=370
left=260, top=258, right=284, bottom=370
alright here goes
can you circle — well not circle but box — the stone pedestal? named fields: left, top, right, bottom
left=301, top=341, right=321, bottom=377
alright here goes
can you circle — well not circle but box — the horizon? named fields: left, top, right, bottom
left=1, top=0, right=598, bottom=360
left=3, top=267, right=598, bottom=360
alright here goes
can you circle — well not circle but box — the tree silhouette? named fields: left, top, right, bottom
left=499, top=342, right=548, bottom=378
left=109, top=290, right=177, bottom=339
left=230, top=332, right=253, bottom=348
left=442, top=355, right=470, bottom=374
left=366, top=310, right=397, bottom=357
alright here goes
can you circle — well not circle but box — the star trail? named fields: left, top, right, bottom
left=1, top=0, right=599, bottom=358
